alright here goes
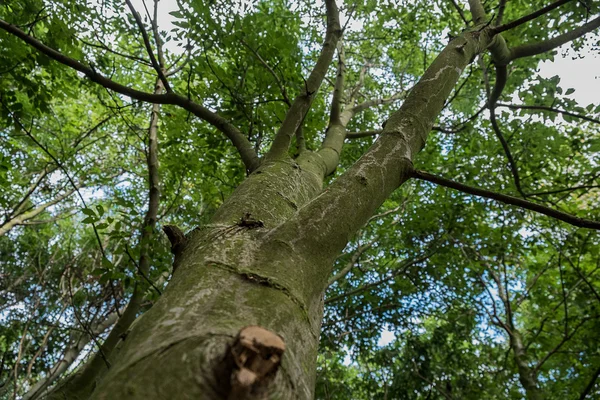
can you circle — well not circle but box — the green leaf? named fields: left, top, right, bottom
left=102, top=257, right=113, bottom=269
left=81, top=208, right=96, bottom=217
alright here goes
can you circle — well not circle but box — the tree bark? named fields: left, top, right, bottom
left=510, top=330, right=544, bottom=400
left=79, top=27, right=494, bottom=399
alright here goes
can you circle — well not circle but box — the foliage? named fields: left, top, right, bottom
left=0, top=0, right=599, bottom=398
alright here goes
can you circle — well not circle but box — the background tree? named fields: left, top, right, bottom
left=0, top=0, right=599, bottom=399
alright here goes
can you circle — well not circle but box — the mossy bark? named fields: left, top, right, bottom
left=52, top=29, right=493, bottom=400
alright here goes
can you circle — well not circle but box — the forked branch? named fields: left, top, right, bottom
left=266, top=0, right=342, bottom=160
left=125, top=0, right=171, bottom=92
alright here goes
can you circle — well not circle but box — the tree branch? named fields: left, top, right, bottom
left=124, top=0, right=171, bottom=92
left=350, top=90, right=407, bottom=115
left=346, top=129, right=381, bottom=139
left=9, top=166, right=55, bottom=218
left=411, top=169, right=600, bottom=229
left=468, top=0, right=487, bottom=25
left=450, top=0, right=469, bottom=25
left=579, top=363, right=600, bottom=400
left=493, top=0, right=573, bottom=34
left=329, top=41, right=345, bottom=125
left=43, top=76, right=166, bottom=399
left=497, top=103, right=600, bottom=124
left=22, top=311, right=121, bottom=400
left=490, top=108, right=526, bottom=197
left=325, top=251, right=435, bottom=304
left=241, top=39, right=291, bottom=107
left=0, top=188, right=79, bottom=236
left=533, top=317, right=590, bottom=374
left=478, top=59, right=524, bottom=196
left=327, top=239, right=375, bottom=286
left=509, top=15, right=600, bottom=61
left=0, top=18, right=260, bottom=172
left=151, top=0, right=166, bottom=69
left=265, top=0, right=341, bottom=160
left=496, top=0, right=508, bottom=26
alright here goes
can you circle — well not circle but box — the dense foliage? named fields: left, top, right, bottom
left=0, top=0, right=599, bottom=399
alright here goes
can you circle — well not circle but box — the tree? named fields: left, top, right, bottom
left=1, top=0, right=599, bottom=399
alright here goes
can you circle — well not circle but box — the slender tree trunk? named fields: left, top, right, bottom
left=22, top=312, right=120, bottom=400
left=45, top=77, right=164, bottom=400
left=510, top=330, right=544, bottom=400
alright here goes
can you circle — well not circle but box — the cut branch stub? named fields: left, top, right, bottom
left=228, top=325, right=286, bottom=399
left=162, top=224, right=187, bottom=253
left=162, top=224, right=187, bottom=273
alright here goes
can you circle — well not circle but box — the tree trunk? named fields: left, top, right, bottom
left=510, top=330, right=544, bottom=400
left=49, top=28, right=493, bottom=400
left=90, top=160, right=327, bottom=399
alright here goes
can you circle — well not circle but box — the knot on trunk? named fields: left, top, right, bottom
left=228, top=326, right=286, bottom=400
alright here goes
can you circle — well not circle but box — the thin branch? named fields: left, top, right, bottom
left=329, top=41, right=345, bottom=125
left=241, top=39, right=291, bottom=107
left=515, top=257, right=554, bottom=308
left=449, top=0, right=469, bottom=25
left=490, top=108, right=526, bottom=197
left=124, top=0, right=171, bottom=92
left=533, top=317, right=590, bottom=373
left=325, top=250, right=435, bottom=304
left=551, top=239, right=600, bottom=305
left=8, top=166, right=54, bottom=218
left=411, top=169, right=600, bottom=230
left=350, top=90, right=407, bottom=115
left=346, top=130, right=381, bottom=139
left=22, top=311, right=121, bottom=400
left=579, top=363, right=600, bottom=400
left=123, top=244, right=162, bottom=295
left=78, top=36, right=152, bottom=66
left=411, top=360, right=453, bottom=400
left=497, top=103, right=600, bottom=125
left=1, top=102, right=109, bottom=263
left=0, top=187, right=79, bottom=236
left=42, top=76, right=166, bottom=399
left=493, top=0, right=573, bottom=34
left=480, top=60, right=524, bottom=196
left=348, top=64, right=368, bottom=107
left=150, top=0, right=166, bottom=69
left=327, top=239, right=376, bottom=286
